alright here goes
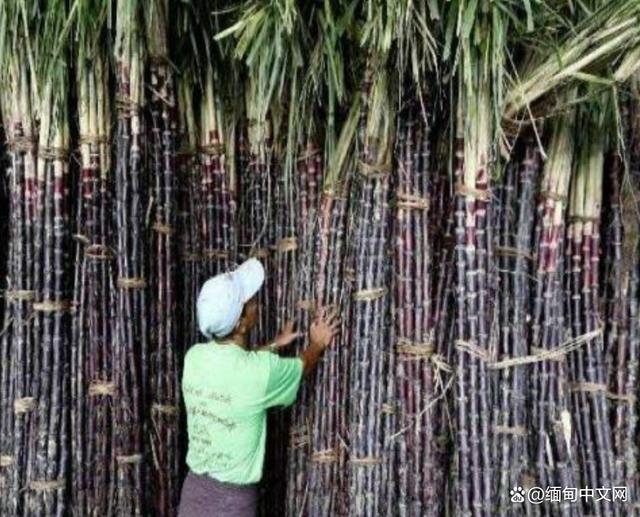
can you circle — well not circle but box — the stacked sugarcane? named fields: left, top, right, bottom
left=146, top=1, right=182, bottom=514
left=113, top=1, right=149, bottom=513
left=71, top=2, right=117, bottom=514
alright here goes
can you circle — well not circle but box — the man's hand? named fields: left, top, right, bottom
left=309, top=307, right=340, bottom=351
left=273, top=320, right=302, bottom=349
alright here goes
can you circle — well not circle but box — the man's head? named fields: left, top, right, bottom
left=196, top=258, right=265, bottom=339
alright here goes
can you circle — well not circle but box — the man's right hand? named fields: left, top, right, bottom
left=309, top=307, right=340, bottom=350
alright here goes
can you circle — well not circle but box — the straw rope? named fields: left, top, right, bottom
left=381, top=403, right=396, bottom=415
left=488, top=328, right=602, bottom=369
left=203, top=249, right=229, bottom=260
left=78, top=134, right=108, bottom=146
left=538, top=190, right=567, bottom=203
left=30, top=479, right=65, bottom=491
left=152, top=403, right=178, bottom=416
left=568, top=215, right=600, bottom=224
left=570, top=382, right=608, bottom=394
left=33, top=300, right=71, bottom=312
left=493, top=425, right=527, bottom=436
left=0, top=456, right=15, bottom=467
left=455, top=340, right=492, bottom=362
left=176, top=146, right=197, bottom=157
left=289, top=427, right=309, bottom=449
left=431, top=354, right=453, bottom=373
left=297, top=299, right=315, bottom=311
left=277, top=237, right=298, bottom=253
left=115, top=94, right=141, bottom=114
left=5, top=290, right=36, bottom=301
left=88, top=381, right=116, bottom=397
left=249, top=248, right=269, bottom=259
left=396, top=338, right=435, bottom=357
left=85, top=244, right=113, bottom=260
left=116, top=454, right=143, bottom=465
left=494, top=245, right=534, bottom=261
left=117, top=277, right=147, bottom=289
left=352, top=287, right=387, bottom=302
left=349, top=456, right=381, bottom=466
left=7, top=135, right=37, bottom=153
left=199, top=143, right=225, bottom=155
left=396, top=192, right=429, bottom=210
left=358, top=161, right=391, bottom=178
left=455, top=183, right=491, bottom=201
left=73, top=234, right=91, bottom=245
left=181, top=252, right=201, bottom=262
left=39, top=146, right=69, bottom=161
left=14, top=397, right=36, bottom=414
left=152, top=223, right=175, bottom=236
left=607, top=392, right=637, bottom=404
left=310, top=449, right=338, bottom=464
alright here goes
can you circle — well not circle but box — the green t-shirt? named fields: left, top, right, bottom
left=182, top=341, right=304, bottom=484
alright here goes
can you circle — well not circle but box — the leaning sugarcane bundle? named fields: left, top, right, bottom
left=490, top=137, right=539, bottom=513
left=0, top=8, right=39, bottom=512
left=392, top=110, right=443, bottom=517
left=146, top=1, right=181, bottom=514
left=113, top=1, right=148, bottom=513
left=564, top=103, right=616, bottom=516
left=71, top=3, right=116, bottom=514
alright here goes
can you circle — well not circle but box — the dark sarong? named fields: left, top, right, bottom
left=178, top=471, right=258, bottom=517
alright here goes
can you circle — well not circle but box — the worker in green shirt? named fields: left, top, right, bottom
left=178, top=258, right=339, bottom=517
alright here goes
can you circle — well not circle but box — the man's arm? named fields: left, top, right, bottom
left=256, top=320, right=301, bottom=352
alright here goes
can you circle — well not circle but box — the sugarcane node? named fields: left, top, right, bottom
left=7, top=135, right=37, bottom=152
left=32, top=300, right=72, bottom=313
left=277, top=237, right=298, bottom=253
left=492, top=425, right=527, bottom=436
left=78, top=134, right=108, bottom=146
left=152, top=222, right=175, bottom=236
left=0, top=456, right=14, bottom=467
left=494, top=245, right=534, bottom=261
left=88, top=381, right=117, bottom=397
left=352, top=287, right=387, bottom=302
left=310, top=449, right=338, bottom=463
left=39, top=146, right=69, bottom=162
left=117, top=277, right=148, bottom=289
left=454, top=183, right=491, bottom=202
left=29, top=479, right=65, bottom=491
left=199, top=143, right=225, bottom=156
left=358, top=160, right=391, bottom=178
left=116, top=454, right=143, bottom=465
left=569, top=382, right=607, bottom=394
left=13, top=397, right=36, bottom=414
left=396, top=192, right=429, bottom=210
left=349, top=456, right=381, bottom=466
left=115, top=94, right=141, bottom=114
left=5, top=290, right=36, bottom=302
left=538, top=189, right=567, bottom=203
left=203, top=249, right=229, bottom=260
left=151, top=403, right=178, bottom=416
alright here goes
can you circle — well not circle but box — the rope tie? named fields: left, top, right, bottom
left=396, top=192, right=429, bottom=210
left=117, top=277, right=147, bottom=289
left=14, top=397, right=36, bottom=414
left=352, top=287, right=387, bottom=302
left=203, top=249, right=229, bottom=260
left=297, top=300, right=315, bottom=311
left=277, top=237, right=298, bottom=253
left=431, top=354, right=453, bottom=373
left=396, top=338, right=435, bottom=357
left=570, top=382, right=608, bottom=394
left=0, top=456, right=15, bottom=467
left=33, top=300, right=71, bottom=313
left=381, top=403, right=396, bottom=415
left=73, top=234, right=91, bottom=245
left=152, top=223, right=175, bottom=236
left=78, top=134, right=108, bottom=146
left=199, top=143, right=225, bottom=156
left=5, top=290, right=36, bottom=302
left=116, top=454, right=143, bottom=465
left=568, top=215, right=599, bottom=224
left=85, top=244, right=113, bottom=260
left=493, top=425, right=527, bottom=436
left=249, top=248, right=269, bottom=259
left=88, top=381, right=116, bottom=397
left=607, top=392, right=637, bottom=404
left=455, top=183, right=491, bottom=201
left=30, top=479, right=65, bottom=491
left=152, top=403, right=178, bottom=416
left=7, top=136, right=37, bottom=153
left=39, top=146, right=69, bottom=162
left=181, top=252, right=201, bottom=262
left=494, top=245, right=534, bottom=261
left=350, top=456, right=381, bottom=466
left=310, top=449, right=338, bottom=464
left=455, top=340, right=492, bottom=362
left=538, top=190, right=567, bottom=203
left=358, top=161, right=391, bottom=178
left=115, top=94, right=141, bottom=114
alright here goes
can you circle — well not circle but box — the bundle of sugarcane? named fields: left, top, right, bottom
left=146, top=1, right=181, bottom=514
left=564, top=104, right=616, bottom=516
left=113, top=1, right=148, bottom=513
left=71, top=2, right=116, bottom=514
left=392, top=111, right=442, bottom=517
left=490, top=137, right=539, bottom=513
left=0, top=8, right=39, bottom=512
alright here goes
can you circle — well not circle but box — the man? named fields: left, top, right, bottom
left=178, top=258, right=339, bottom=517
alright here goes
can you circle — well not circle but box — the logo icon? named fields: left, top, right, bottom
left=510, top=486, right=525, bottom=503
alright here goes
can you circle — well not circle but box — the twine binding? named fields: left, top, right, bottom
left=538, top=190, right=567, bottom=203
left=30, top=479, right=65, bottom=491
left=200, top=143, right=225, bottom=156
left=494, top=245, right=534, bottom=261
left=203, top=249, right=229, bottom=260
left=350, top=456, right=381, bottom=466
left=116, top=454, right=143, bottom=465
left=310, top=449, right=338, bottom=464
left=33, top=300, right=71, bottom=313
left=396, top=192, right=429, bottom=210
left=7, top=135, right=36, bottom=153
left=181, top=252, right=201, bottom=262
left=6, top=290, right=36, bottom=302
left=152, top=223, right=175, bottom=236
left=396, top=338, right=435, bottom=357
left=607, top=392, right=637, bottom=404
left=455, top=183, right=491, bottom=201
left=0, top=456, right=15, bottom=467
left=381, top=403, right=396, bottom=415
left=14, top=397, right=36, bottom=414
left=493, top=425, right=527, bottom=436
left=88, top=381, right=116, bottom=397
left=39, top=146, right=69, bottom=162
left=353, top=287, right=387, bottom=302
left=277, top=237, right=298, bottom=253
left=568, top=215, right=599, bottom=224
left=152, top=403, right=178, bottom=416
left=78, top=134, right=108, bottom=146
left=455, top=340, right=491, bottom=362
left=85, top=244, right=113, bottom=260
left=570, top=382, right=607, bottom=394
left=117, top=277, right=147, bottom=289
left=249, top=248, right=269, bottom=259
left=358, top=161, right=391, bottom=178
left=115, top=94, right=141, bottom=114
